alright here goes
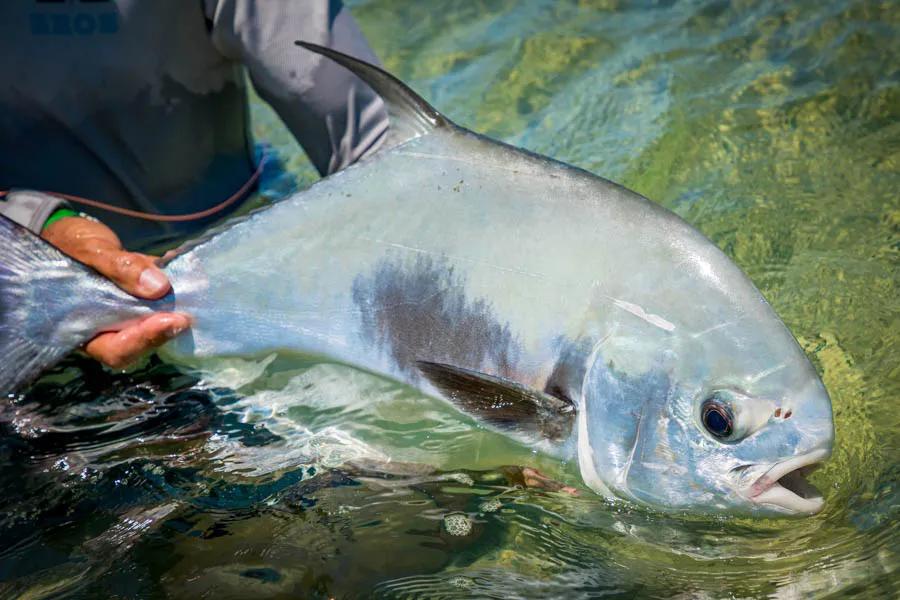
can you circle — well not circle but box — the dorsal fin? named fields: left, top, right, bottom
left=295, top=41, right=450, bottom=149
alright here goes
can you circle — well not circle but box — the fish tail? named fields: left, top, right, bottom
left=0, top=215, right=94, bottom=394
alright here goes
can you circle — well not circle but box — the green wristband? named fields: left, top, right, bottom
left=42, top=207, right=81, bottom=231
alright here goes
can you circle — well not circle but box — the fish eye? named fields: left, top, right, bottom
left=701, top=397, right=734, bottom=439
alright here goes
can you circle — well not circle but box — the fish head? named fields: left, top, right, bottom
left=576, top=233, right=834, bottom=517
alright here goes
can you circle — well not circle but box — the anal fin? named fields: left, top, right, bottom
left=416, top=361, right=575, bottom=442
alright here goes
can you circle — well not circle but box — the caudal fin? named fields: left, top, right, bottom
left=0, top=215, right=86, bottom=394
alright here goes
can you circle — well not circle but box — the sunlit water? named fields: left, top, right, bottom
left=2, top=1, right=897, bottom=598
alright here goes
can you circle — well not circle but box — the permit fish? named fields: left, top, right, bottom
left=0, top=43, right=833, bottom=516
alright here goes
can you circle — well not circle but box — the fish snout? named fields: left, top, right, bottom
left=732, top=447, right=830, bottom=515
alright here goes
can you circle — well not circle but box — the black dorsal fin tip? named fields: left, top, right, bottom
left=295, top=41, right=450, bottom=148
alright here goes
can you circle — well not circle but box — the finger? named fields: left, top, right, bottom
left=43, top=216, right=171, bottom=299
left=84, top=313, right=191, bottom=369
left=85, top=248, right=171, bottom=299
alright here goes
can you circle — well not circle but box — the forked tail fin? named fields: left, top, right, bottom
left=1, top=215, right=95, bottom=394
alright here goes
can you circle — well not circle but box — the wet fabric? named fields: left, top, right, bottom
left=0, top=0, right=387, bottom=248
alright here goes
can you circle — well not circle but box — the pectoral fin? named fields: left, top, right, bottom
left=416, top=361, right=576, bottom=442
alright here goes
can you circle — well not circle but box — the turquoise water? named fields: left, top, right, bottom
left=2, top=0, right=897, bottom=597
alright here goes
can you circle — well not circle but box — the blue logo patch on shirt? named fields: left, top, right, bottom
left=30, top=0, right=118, bottom=36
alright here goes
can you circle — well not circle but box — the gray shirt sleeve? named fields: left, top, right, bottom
left=0, top=190, right=67, bottom=234
left=205, top=0, right=389, bottom=176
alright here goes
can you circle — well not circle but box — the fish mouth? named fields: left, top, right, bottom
left=741, top=449, right=829, bottom=515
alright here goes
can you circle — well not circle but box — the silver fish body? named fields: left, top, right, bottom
left=0, top=45, right=833, bottom=516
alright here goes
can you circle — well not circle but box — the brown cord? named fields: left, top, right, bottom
left=0, top=155, right=267, bottom=223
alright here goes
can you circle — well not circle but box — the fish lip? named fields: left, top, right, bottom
left=739, top=448, right=830, bottom=515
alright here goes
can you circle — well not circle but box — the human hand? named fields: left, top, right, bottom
left=42, top=216, right=191, bottom=369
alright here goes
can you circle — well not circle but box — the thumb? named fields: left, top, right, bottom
left=95, top=249, right=171, bottom=299
left=43, top=216, right=171, bottom=299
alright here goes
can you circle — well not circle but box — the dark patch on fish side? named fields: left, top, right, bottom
left=351, top=255, right=520, bottom=380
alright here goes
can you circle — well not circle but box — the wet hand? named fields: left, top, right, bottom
left=42, top=216, right=191, bottom=369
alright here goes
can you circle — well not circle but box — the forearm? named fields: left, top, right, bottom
left=206, top=0, right=388, bottom=176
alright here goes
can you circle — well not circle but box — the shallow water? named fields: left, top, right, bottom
left=2, top=0, right=897, bottom=598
